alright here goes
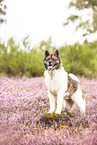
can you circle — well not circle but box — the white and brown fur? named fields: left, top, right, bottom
left=44, top=50, right=86, bottom=114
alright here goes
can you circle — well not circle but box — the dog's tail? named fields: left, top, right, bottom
left=68, top=73, right=80, bottom=83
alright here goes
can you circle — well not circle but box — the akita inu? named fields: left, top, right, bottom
left=43, top=49, right=86, bottom=114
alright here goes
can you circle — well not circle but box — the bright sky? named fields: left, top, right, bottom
left=0, top=0, right=95, bottom=47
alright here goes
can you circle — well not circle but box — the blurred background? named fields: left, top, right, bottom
left=0, top=0, right=97, bottom=78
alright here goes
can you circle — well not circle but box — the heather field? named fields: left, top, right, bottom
left=0, top=76, right=97, bottom=145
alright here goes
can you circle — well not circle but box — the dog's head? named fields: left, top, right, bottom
left=43, top=50, right=61, bottom=70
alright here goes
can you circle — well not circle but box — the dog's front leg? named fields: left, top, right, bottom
left=55, top=91, right=64, bottom=114
left=48, top=91, right=55, bottom=113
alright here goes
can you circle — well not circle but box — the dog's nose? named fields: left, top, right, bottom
left=49, top=61, right=52, bottom=66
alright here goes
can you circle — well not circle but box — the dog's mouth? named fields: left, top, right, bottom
left=48, top=66, right=53, bottom=70
left=47, top=63, right=60, bottom=71
left=48, top=66, right=55, bottom=71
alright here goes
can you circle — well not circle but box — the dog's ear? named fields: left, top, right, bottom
left=44, top=50, right=50, bottom=57
left=54, top=49, right=60, bottom=57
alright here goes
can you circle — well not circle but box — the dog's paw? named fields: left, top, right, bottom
left=48, top=112, right=60, bottom=118
left=42, top=112, right=60, bottom=118
left=42, top=112, right=54, bottom=118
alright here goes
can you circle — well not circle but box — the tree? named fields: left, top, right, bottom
left=64, top=0, right=97, bottom=38
left=0, top=0, right=7, bottom=24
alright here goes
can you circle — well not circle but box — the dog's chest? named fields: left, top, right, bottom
left=44, top=68, right=68, bottom=94
left=48, top=75, right=60, bottom=94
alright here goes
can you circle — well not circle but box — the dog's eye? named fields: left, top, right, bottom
left=45, top=55, right=51, bottom=60
left=52, top=55, right=58, bottom=60
left=56, top=60, right=59, bottom=63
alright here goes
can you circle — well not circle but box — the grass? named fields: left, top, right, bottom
left=0, top=76, right=97, bottom=144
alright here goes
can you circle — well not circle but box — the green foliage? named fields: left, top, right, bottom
left=64, top=0, right=97, bottom=37
left=0, top=37, right=97, bottom=78
left=0, top=37, right=44, bottom=77
left=69, top=0, right=97, bottom=10
left=0, top=0, right=7, bottom=24
left=60, top=43, right=97, bottom=78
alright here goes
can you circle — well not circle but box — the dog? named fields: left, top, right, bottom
left=43, top=49, right=86, bottom=114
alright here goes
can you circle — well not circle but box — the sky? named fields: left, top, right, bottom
left=0, top=0, right=96, bottom=47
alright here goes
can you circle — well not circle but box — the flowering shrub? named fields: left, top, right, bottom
left=0, top=76, right=97, bottom=144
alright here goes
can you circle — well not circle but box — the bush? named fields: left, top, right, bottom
left=0, top=37, right=44, bottom=77
left=0, top=37, right=97, bottom=78
left=60, top=43, right=97, bottom=78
